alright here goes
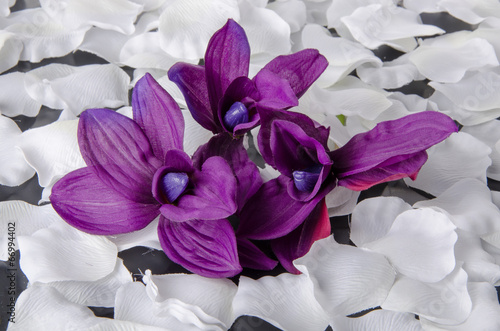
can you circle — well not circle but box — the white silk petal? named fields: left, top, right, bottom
left=0, top=72, right=41, bottom=117
left=108, top=216, right=162, bottom=251
left=158, top=0, right=240, bottom=59
left=414, top=179, right=500, bottom=236
left=182, top=109, right=213, bottom=157
left=330, top=309, right=424, bottom=331
left=404, top=132, right=492, bottom=197
left=365, top=208, right=457, bottom=283
left=351, top=196, right=412, bottom=247
left=130, top=0, right=166, bottom=12
left=410, top=38, right=499, bottom=83
left=232, top=273, right=330, bottom=331
left=403, top=0, right=441, bottom=13
left=382, top=265, right=472, bottom=325
left=0, top=115, right=35, bottom=186
left=462, top=120, right=500, bottom=180
left=439, top=0, right=500, bottom=25
left=18, top=222, right=118, bottom=283
left=78, top=28, right=129, bottom=63
left=295, top=236, right=396, bottom=317
left=326, top=0, right=394, bottom=29
left=0, top=31, right=22, bottom=74
left=267, top=0, right=306, bottom=33
left=324, top=185, right=360, bottom=217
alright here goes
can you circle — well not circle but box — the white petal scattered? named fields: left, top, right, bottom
left=462, top=120, right=500, bottom=180
left=439, top=0, right=500, bottom=25
left=0, top=72, right=41, bottom=117
left=324, top=185, right=360, bottom=217
left=108, top=216, right=162, bottom=252
left=267, top=0, right=307, bottom=33
left=330, top=309, right=424, bottom=331
left=0, top=31, right=22, bottom=74
left=182, top=109, right=213, bottom=157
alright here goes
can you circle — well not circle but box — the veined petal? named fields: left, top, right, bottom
left=0, top=31, right=22, bottom=74
left=108, top=216, right=162, bottom=252
left=237, top=238, right=277, bottom=270
left=253, top=69, right=298, bottom=109
left=0, top=72, right=41, bottom=117
left=267, top=0, right=307, bottom=34
left=78, top=108, right=160, bottom=203
left=51, top=167, right=160, bottom=235
left=158, top=217, right=241, bottom=278
left=182, top=109, right=214, bottom=157
left=132, top=73, right=184, bottom=159
left=330, top=310, right=424, bottom=331
left=205, top=19, right=250, bottom=114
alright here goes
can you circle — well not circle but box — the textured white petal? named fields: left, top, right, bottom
left=182, top=109, right=213, bottom=157
left=382, top=265, right=471, bottom=325
left=78, top=28, right=129, bottom=63
left=295, top=236, right=396, bottom=317
left=17, top=119, right=85, bottom=188
left=404, top=132, right=492, bottom=197
left=0, top=31, right=22, bottom=74
left=302, top=23, right=381, bottom=87
left=410, top=38, right=498, bottom=83
left=108, top=217, right=162, bottom=252
left=40, top=0, right=143, bottom=35
left=439, top=0, right=500, bottom=25
left=403, top=0, right=441, bottom=13
left=267, top=0, right=306, bottom=33
left=351, top=196, right=412, bottom=247
left=324, top=185, right=360, bottom=217
left=414, top=179, right=500, bottom=236
left=238, top=0, right=291, bottom=56
left=0, top=72, right=41, bottom=117
left=330, top=309, right=424, bottom=331
left=462, top=121, right=500, bottom=180
left=326, top=0, right=394, bottom=29
left=233, top=273, right=329, bottom=331
left=365, top=208, right=457, bottom=283
left=34, top=258, right=133, bottom=307
left=18, top=222, right=118, bottom=283
left=158, top=0, right=240, bottom=59
left=304, top=0, right=331, bottom=26
left=0, top=0, right=13, bottom=16
left=130, top=0, right=166, bottom=12
left=0, top=115, right=35, bottom=186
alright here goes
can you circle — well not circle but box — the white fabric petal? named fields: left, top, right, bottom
left=17, top=222, right=118, bottom=283
left=24, top=63, right=130, bottom=115
left=232, top=273, right=330, bottom=331
left=410, top=38, right=498, bottom=83
left=0, top=72, right=41, bottom=117
left=330, top=309, right=424, bottom=331
left=182, top=109, right=213, bottom=157
left=295, top=236, right=396, bottom=317
left=158, top=0, right=240, bottom=59
left=301, top=23, right=381, bottom=87
left=33, top=258, right=132, bottom=307
left=78, top=28, right=129, bottom=64
left=462, top=120, right=500, bottom=180
left=324, top=185, right=360, bottom=217
left=404, top=132, right=492, bottom=197
left=439, top=0, right=500, bottom=25
left=108, top=216, right=162, bottom=252
left=0, top=0, right=12, bottom=16
left=402, top=0, right=441, bottom=13
left=17, top=119, right=85, bottom=189
left=0, top=115, right=35, bottom=186
left=351, top=196, right=412, bottom=247
left=130, top=0, right=166, bottom=12
left=365, top=208, right=457, bottom=283
left=304, top=0, right=331, bottom=26
left=267, top=0, right=306, bottom=33
left=39, top=0, right=143, bottom=35
left=5, top=8, right=89, bottom=63
left=414, top=179, right=500, bottom=236
left=326, top=0, right=394, bottom=29
left=382, top=265, right=471, bottom=325
left=0, top=31, right=22, bottom=74
left=238, top=0, right=291, bottom=56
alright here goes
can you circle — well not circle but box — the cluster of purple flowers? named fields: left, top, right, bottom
left=50, top=20, right=458, bottom=278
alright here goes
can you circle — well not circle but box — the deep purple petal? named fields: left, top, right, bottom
left=271, top=199, right=330, bottom=274
left=78, top=108, right=160, bottom=203
left=158, top=216, right=242, bottom=278
left=205, top=19, right=250, bottom=115
left=132, top=73, right=184, bottom=159
left=51, top=167, right=160, bottom=235
left=253, top=69, right=298, bottom=109
left=330, top=111, right=458, bottom=188
left=260, top=49, right=328, bottom=98
left=160, top=156, right=237, bottom=222
left=237, top=238, right=278, bottom=270
left=168, top=62, right=219, bottom=133
left=237, top=175, right=335, bottom=240
left=192, top=134, right=262, bottom=212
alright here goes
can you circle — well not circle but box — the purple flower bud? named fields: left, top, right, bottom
left=160, top=172, right=189, bottom=203
left=292, top=164, right=323, bottom=192
left=223, top=101, right=248, bottom=131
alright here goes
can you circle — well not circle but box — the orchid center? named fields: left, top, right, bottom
left=159, top=172, right=189, bottom=203
left=292, top=164, right=323, bottom=192
left=223, top=101, right=249, bottom=131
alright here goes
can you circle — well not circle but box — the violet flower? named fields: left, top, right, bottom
left=50, top=73, right=242, bottom=278
left=237, top=109, right=459, bottom=273
left=168, top=19, right=328, bottom=137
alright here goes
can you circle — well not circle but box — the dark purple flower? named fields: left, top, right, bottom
left=50, top=73, right=241, bottom=278
left=168, top=19, right=328, bottom=137
left=237, top=110, right=458, bottom=273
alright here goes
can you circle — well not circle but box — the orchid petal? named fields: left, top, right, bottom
left=50, top=167, right=160, bottom=235
left=0, top=31, right=22, bottom=74
left=158, top=0, right=239, bottom=59
left=0, top=72, right=41, bottom=117
left=253, top=69, right=298, bottom=109
left=295, top=236, right=396, bottom=317
left=17, top=222, right=118, bottom=283
left=237, top=238, right=278, bottom=270
left=404, top=132, right=491, bottom=197
left=233, top=273, right=330, bottom=331
left=330, top=310, right=424, bottom=331
left=267, top=0, right=307, bottom=33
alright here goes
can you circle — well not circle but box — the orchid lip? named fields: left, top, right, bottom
left=223, top=101, right=249, bottom=131
left=292, top=164, right=323, bottom=192
left=160, top=172, right=189, bottom=203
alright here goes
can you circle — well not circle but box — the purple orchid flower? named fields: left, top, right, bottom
left=237, top=109, right=459, bottom=274
left=50, top=73, right=242, bottom=278
left=168, top=19, right=328, bottom=137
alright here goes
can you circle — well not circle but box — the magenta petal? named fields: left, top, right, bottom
left=132, top=73, right=184, bottom=159
left=237, top=238, right=278, bottom=270
left=160, top=156, right=237, bottom=222
left=51, top=167, right=160, bottom=235
left=78, top=108, right=160, bottom=203
left=168, top=62, right=219, bottom=133
left=260, top=49, right=328, bottom=98
left=271, top=199, right=330, bottom=274
left=253, top=69, right=298, bottom=109
left=205, top=19, right=250, bottom=113
left=158, top=216, right=242, bottom=278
